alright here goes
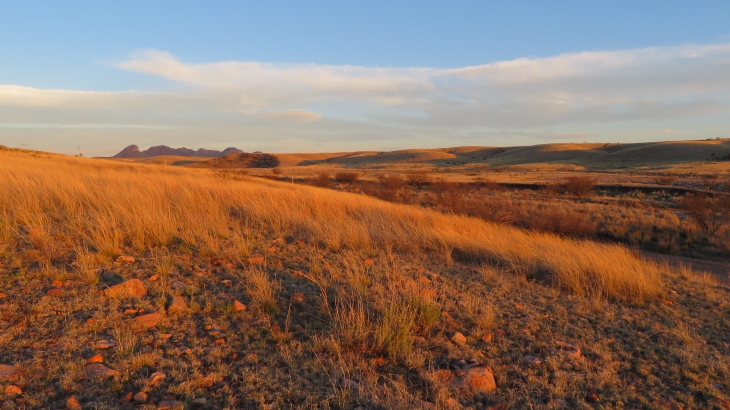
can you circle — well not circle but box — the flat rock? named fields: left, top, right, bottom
left=104, top=279, right=147, bottom=299
left=66, top=397, right=83, bottom=410
left=0, top=364, right=18, bottom=377
left=168, top=295, right=188, bottom=313
left=84, top=363, right=119, bottom=378
left=132, top=312, right=161, bottom=333
left=233, top=300, right=246, bottom=312
left=149, top=372, right=165, bottom=386
left=4, top=385, right=21, bottom=396
left=96, top=339, right=117, bottom=349
left=86, top=354, right=103, bottom=364
left=451, top=332, right=467, bottom=346
left=170, top=281, right=186, bottom=292
left=157, top=400, right=181, bottom=409
left=134, top=392, right=148, bottom=403
left=455, top=367, right=497, bottom=395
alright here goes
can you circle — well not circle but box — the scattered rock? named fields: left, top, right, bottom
left=132, top=312, right=161, bottom=333
left=120, top=392, right=133, bottom=404
left=214, top=339, right=226, bottom=346
left=149, top=372, right=165, bottom=386
left=233, top=301, right=247, bottom=312
left=4, top=385, right=21, bottom=396
left=52, top=280, right=64, bottom=288
left=247, top=256, right=265, bottom=264
left=167, top=296, right=188, bottom=313
left=451, top=332, right=467, bottom=346
left=46, top=288, right=62, bottom=297
left=585, top=393, right=600, bottom=403
left=481, top=332, right=493, bottom=343
left=66, top=397, right=83, bottom=410
left=178, top=346, right=192, bottom=355
left=149, top=274, right=160, bottom=281
left=291, top=292, right=305, bottom=303
left=86, top=354, right=103, bottom=364
left=157, top=400, right=181, bottom=409
left=454, top=367, right=497, bottom=395
left=84, top=363, right=119, bottom=378
left=524, top=355, right=543, bottom=365
left=371, top=358, right=387, bottom=367
left=103, top=279, right=147, bottom=299
left=96, top=339, right=117, bottom=349
left=134, top=392, right=148, bottom=403
left=116, top=255, right=135, bottom=264
left=363, top=259, right=375, bottom=266
left=170, top=281, right=186, bottom=292
left=192, top=397, right=208, bottom=406
left=0, top=364, right=18, bottom=377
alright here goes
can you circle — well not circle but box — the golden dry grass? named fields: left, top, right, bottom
left=0, top=150, right=663, bottom=302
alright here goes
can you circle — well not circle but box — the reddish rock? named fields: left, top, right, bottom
left=134, top=391, right=148, bottom=402
left=103, top=279, right=147, bottom=299
left=149, top=372, right=165, bottom=386
left=291, top=292, right=305, bottom=303
left=132, top=312, right=161, bottom=333
left=363, top=259, right=375, bottom=266
left=157, top=400, right=181, bottom=409
left=46, top=288, right=62, bottom=297
left=4, top=385, right=21, bottom=396
left=86, top=354, right=103, bottom=364
left=455, top=367, right=497, bottom=395
left=247, top=256, right=265, bottom=264
left=451, top=332, right=467, bottom=346
left=84, top=363, right=119, bottom=378
left=52, top=280, right=64, bottom=288
left=149, top=274, right=160, bottom=281
left=0, top=364, right=18, bottom=377
left=116, top=255, right=135, bottom=263
left=233, top=301, right=247, bottom=312
left=371, top=358, right=387, bottom=367
left=66, top=397, right=83, bottom=410
left=85, top=317, right=96, bottom=325
left=585, top=393, right=600, bottom=403
left=168, top=296, right=188, bottom=313
left=214, top=338, right=226, bottom=346
left=481, top=332, right=494, bottom=343
left=96, top=339, right=117, bottom=349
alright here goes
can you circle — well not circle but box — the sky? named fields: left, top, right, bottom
left=1, top=1, right=730, bottom=156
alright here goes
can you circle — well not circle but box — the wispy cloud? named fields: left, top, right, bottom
left=2, top=42, right=730, bottom=155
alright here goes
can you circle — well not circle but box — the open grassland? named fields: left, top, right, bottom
left=0, top=149, right=729, bottom=409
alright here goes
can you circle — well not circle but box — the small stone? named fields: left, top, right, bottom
left=103, top=279, right=147, bottom=299
left=363, top=259, right=375, bottom=266
left=132, top=312, right=161, bottom=333
left=96, top=339, right=117, bottom=349
left=481, top=332, right=493, bottom=343
left=149, top=274, right=160, bottom=281
left=192, top=397, right=208, bottom=406
left=371, top=358, right=387, bottom=367
left=86, top=354, right=103, bottom=364
left=247, top=256, right=265, bottom=264
left=84, top=363, right=119, bottom=378
left=66, top=397, right=83, bottom=410
left=120, top=392, right=133, bottom=403
left=0, top=293, right=5, bottom=298
left=167, top=295, right=188, bottom=313
left=233, top=301, right=247, bottom=312
left=157, top=400, right=181, bottom=409
left=179, top=346, right=192, bottom=355
left=149, top=372, right=165, bottom=386
left=134, top=392, right=148, bottom=403
left=116, top=255, right=135, bottom=263
left=4, top=385, right=21, bottom=396
left=170, top=281, right=186, bottom=292
left=451, top=332, right=467, bottom=346
left=220, top=279, right=232, bottom=287
left=85, top=317, right=96, bottom=325
left=214, top=339, right=226, bottom=346
left=0, top=364, right=18, bottom=377
left=585, top=393, right=600, bottom=403
left=52, top=280, right=64, bottom=288
left=46, top=288, right=62, bottom=297
left=291, top=292, right=305, bottom=303
left=524, top=355, right=543, bottom=365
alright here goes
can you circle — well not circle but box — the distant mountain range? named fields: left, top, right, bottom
left=113, top=145, right=243, bottom=158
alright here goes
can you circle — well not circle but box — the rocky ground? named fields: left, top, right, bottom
left=1, top=235, right=730, bottom=409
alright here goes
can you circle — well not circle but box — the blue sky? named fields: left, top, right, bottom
left=1, top=1, right=730, bottom=156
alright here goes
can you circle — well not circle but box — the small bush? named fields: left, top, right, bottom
left=335, top=172, right=359, bottom=185
left=311, top=172, right=332, bottom=188
left=406, top=170, right=432, bottom=189
left=563, top=175, right=597, bottom=198
left=380, top=175, right=405, bottom=190
left=678, top=194, right=730, bottom=236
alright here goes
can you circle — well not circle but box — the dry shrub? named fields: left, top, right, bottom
left=522, top=207, right=597, bottom=237
left=405, top=170, right=431, bottom=189
left=0, top=151, right=663, bottom=302
left=473, top=177, right=502, bottom=191
left=211, top=168, right=248, bottom=180
left=432, top=180, right=465, bottom=211
left=678, top=194, right=730, bottom=236
left=380, top=175, right=405, bottom=190
left=563, top=175, right=597, bottom=198
left=335, top=172, right=360, bottom=185
left=311, top=172, right=332, bottom=188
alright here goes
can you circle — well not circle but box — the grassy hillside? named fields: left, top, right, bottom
left=0, top=149, right=728, bottom=409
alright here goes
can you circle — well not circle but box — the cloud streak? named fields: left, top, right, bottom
left=1, top=42, right=730, bottom=154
